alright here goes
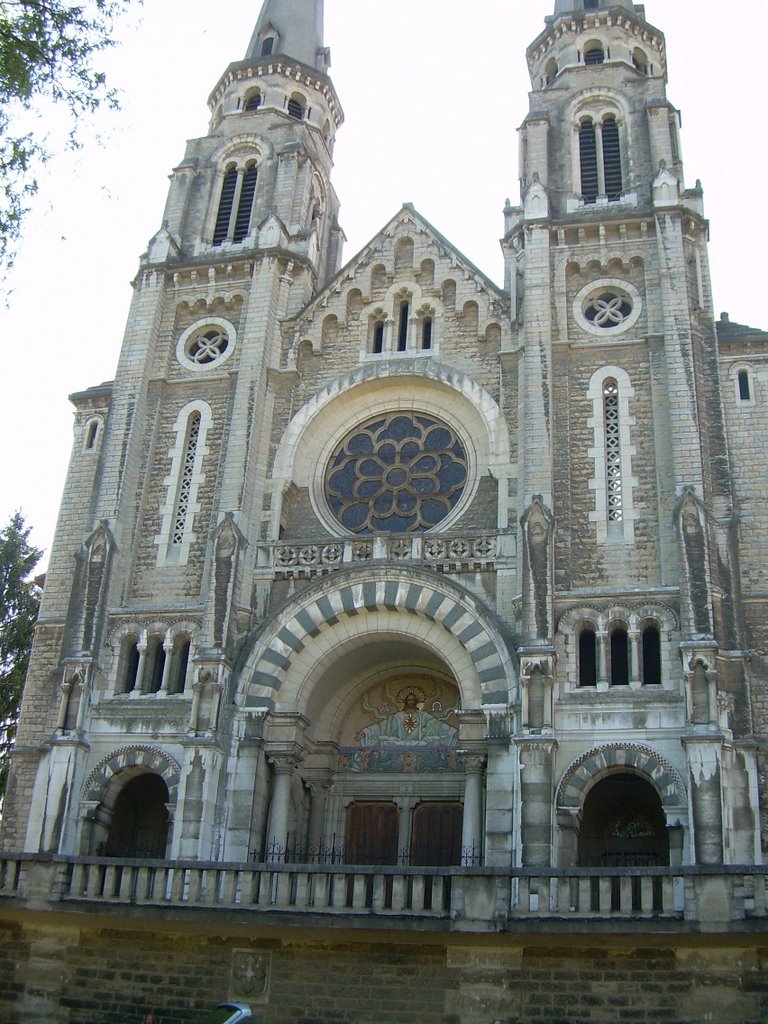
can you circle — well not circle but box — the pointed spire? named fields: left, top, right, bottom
left=246, top=0, right=328, bottom=71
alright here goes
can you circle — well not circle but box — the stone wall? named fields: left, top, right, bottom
left=1, top=916, right=766, bottom=1024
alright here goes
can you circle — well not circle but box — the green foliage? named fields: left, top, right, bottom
left=0, top=0, right=134, bottom=272
left=0, top=512, right=42, bottom=798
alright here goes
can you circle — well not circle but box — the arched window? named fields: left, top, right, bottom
left=578, top=115, right=623, bottom=203
left=244, top=90, right=262, bottom=112
left=602, top=116, right=622, bottom=199
left=212, top=162, right=259, bottom=246
left=610, top=627, right=630, bottom=685
left=372, top=320, right=385, bottom=354
left=584, top=45, right=605, bottom=66
left=397, top=300, right=409, bottom=352
left=545, top=58, right=558, bottom=85
left=587, top=366, right=637, bottom=543
left=156, top=401, right=212, bottom=566
left=212, top=167, right=238, bottom=245
left=119, top=635, right=140, bottom=694
left=641, top=624, right=662, bottom=685
left=603, top=378, right=623, bottom=523
left=421, top=316, right=433, bottom=350
left=260, top=36, right=275, bottom=56
left=579, top=118, right=599, bottom=203
left=632, top=48, right=648, bottom=74
left=737, top=369, right=751, bottom=401
left=145, top=635, right=166, bottom=694
left=287, top=95, right=305, bottom=120
left=170, top=634, right=191, bottom=694
left=84, top=418, right=101, bottom=451
left=579, top=628, right=597, bottom=686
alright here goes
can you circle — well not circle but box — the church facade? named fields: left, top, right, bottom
left=1, top=2, right=768, bottom=1022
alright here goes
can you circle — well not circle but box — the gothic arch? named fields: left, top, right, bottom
left=81, top=745, right=181, bottom=806
left=556, top=743, right=687, bottom=812
left=235, top=565, right=517, bottom=711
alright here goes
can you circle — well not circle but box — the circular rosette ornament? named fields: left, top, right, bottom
left=325, top=413, right=468, bottom=534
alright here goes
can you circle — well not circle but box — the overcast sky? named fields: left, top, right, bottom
left=2, top=0, right=766, bottom=566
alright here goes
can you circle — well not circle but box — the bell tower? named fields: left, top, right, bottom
left=505, top=1, right=751, bottom=868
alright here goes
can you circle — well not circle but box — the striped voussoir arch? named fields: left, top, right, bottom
left=245, top=573, right=512, bottom=704
left=556, top=743, right=687, bottom=811
left=81, top=745, right=181, bottom=806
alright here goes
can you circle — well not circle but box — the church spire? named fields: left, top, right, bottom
left=246, top=0, right=328, bottom=72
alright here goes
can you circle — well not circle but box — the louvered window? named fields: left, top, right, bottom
left=172, top=413, right=201, bottom=547
left=212, top=168, right=238, bottom=245
left=233, top=165, right=258, bottom=242
left=585, top=46, right=604, bottom=65
left=579, top=120, right=599, bottom=203
left=602, top=116, right=622, bottom=199
left=287, top=98, right=304, bottom=120
left=244, top=92, right=262, bottom=112
left=603, top=379, right=623, bottom=522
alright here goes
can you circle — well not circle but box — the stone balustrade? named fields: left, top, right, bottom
left=258, top=532, right=506, bottom=579
left=2, top=854, right=767, bottom=933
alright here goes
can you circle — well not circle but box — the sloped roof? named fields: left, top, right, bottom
left=716, top=315, right=768, bottom=345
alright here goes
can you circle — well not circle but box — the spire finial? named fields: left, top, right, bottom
left=246, top=0, right=327, bottom=71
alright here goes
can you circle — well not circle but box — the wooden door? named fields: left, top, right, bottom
left=345, top=802, right=399, bottom=865
left=411, top=802, right=463, bottom=866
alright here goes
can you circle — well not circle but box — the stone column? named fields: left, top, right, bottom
left=159, top=633, right=173, bottom=692
left=516, top=738, right=557, bottom=866
left=265, top=753, right=301, bottom=861
left=460, top=754, right=486, bottom=865
left=596, top=630, right=608, bottom=689
left=629, top=629, right=642, bottom=687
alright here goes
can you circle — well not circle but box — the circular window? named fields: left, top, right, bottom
left=325, top=412, right=468, bottom=534
left=573, top=278, right=642, bottom=337
left=176, top=318, right=236, bottom=372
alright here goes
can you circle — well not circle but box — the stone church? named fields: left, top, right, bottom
left=1, top=1, right=767, bottom=1022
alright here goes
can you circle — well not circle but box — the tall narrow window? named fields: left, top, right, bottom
left=610, top=628, right=630, bottom=685
left=737, top=369, right=751, bottom=401
left=602, top=116, right=622, bottom=199
left=579, top=629, right=597, bottom=687
left=398, top=301, right=409, bottom=351
left=603, top=379, right=623, bottom=522
left=232, top=164, right=258, bottom=242
left=641, top=625, right=662, bottom=685
left=172, top=414, right=201, bottom=547
left=373, top=321, right=385, bottom=354
left=170, top=635, right=191, bottom=694
left=145, top=636, right=166, bottom=694
left=120, top=636, right=140, bottom=694
left=421, top=316, right=433, bottom=350
left=212, top=167, right=238, bottom=246
left=579, top=119, right=599, bottom=203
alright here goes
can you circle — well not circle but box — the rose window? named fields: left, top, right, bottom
left=176, top=317, right=236, bottom=372
left=584, top=290, right=632, bottom=328
left=325, top=413, right=468, bottom=534
left=186, top=327, right=229, bottom=365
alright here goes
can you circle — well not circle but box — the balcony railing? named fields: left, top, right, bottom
left=258, top=532, right=506, bottom=579
left=2, top=855, right=768, bottom=933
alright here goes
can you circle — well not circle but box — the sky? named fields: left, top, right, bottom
left=1, top=0, right=766, bottom=567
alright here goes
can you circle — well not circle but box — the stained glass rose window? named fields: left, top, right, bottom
left=325, top=413, right=468, bottom=534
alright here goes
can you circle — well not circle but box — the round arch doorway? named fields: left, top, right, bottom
left=103, top=772, right=170, bottom=859
left=578, top=772, right=669, bottom=867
